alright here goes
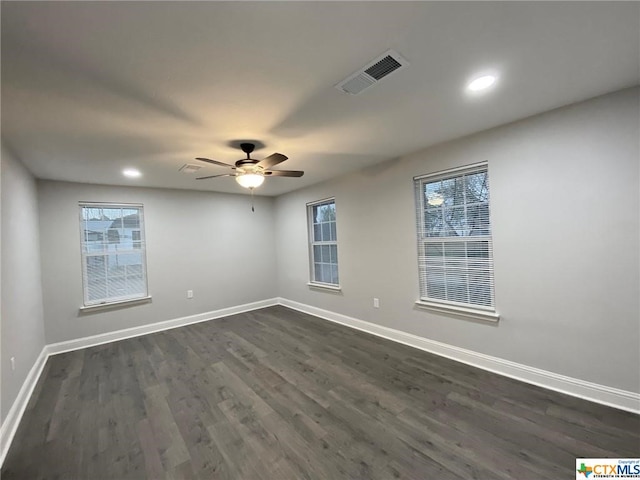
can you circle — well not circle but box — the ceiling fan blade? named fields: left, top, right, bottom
left=195, top=157, right=236, bottom=169
left=256, top=153, right=287, bottom=169
left=196, top=173, right=237, bottom=180
left=264, top=170, right=304, bottom=177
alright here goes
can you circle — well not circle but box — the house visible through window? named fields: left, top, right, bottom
left=414, top=163, right=496, bottom=312
left=307, top=198, right=339, bottom=287
left=79, top=203, right=148, bottom=306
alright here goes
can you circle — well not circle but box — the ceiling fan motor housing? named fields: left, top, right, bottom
left=237, top=143, right=259, bottom=171
left=235, top=159, right=260, bottom=173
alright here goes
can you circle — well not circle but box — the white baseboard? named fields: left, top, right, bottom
left=0, top=298, right=278, bottom=468
left=47, top=298, right=279, bottom=355
left=278, top=298, right=640, bottom=414
left=0, top=345, right=49, bottom=467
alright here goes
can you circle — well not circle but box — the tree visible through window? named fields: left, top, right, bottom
left=79, top=203, right=148, bottom=306
left=414, top=164, right=496, bottom=309
left=308, top=199, right=339, bottom=286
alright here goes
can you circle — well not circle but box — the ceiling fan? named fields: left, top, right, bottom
left=195, top=143, right=304, bottom=189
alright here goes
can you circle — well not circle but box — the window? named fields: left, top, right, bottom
left=414, top=163, right=497, bottom=317
left=307, top=198, right=339, bottom=287
left=79, top=203, right=149, bottom=307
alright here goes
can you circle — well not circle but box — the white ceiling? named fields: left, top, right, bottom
left=2, top=2, right=639, bottom=196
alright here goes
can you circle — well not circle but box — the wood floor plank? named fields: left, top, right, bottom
left=2, top=305, right=638, bottom=479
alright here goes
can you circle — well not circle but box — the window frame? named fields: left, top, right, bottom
left=78, top=202, right=150, bottom=310
left=306, top=197, right=341, bottom=290
left=413, top=162, right=499, bottom=321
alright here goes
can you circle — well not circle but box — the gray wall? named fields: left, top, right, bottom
left=275, top=87, right=640, bottom=393
left=1, top=147, right=47, bottom=422
left=38, top=181, right=277, bottom=344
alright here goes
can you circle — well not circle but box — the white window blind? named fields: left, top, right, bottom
left=79, top=203, right=148, bottom=306
left=307, top=198, right=339, bottom=286
left=414, top=163, right=496, bottom=310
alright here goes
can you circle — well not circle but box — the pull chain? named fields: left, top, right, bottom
left=250, top=188, right=255, bottom=212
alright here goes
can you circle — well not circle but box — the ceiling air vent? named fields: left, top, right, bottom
left=179, top=163, right=202, bottom=174
left=335, top=49, right=409, bottom=95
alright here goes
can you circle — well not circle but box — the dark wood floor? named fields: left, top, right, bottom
left=2, top=306, right=638, bottom=479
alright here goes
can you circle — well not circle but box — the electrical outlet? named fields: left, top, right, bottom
left=187, top=290, right=194, bottom=299
left=10, top=357, right=15, bottom=371
left=373, top=298, right=380, bottom=308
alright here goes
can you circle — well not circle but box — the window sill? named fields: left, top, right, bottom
left=307, top=282, right=342, bottom=292
left=415, top=300, right=499, bottom=322
left=79, top=295, right=152, bottom=313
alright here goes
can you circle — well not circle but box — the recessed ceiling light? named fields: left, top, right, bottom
left=123, top=168, right=141, bottom=178
left=467, top=74, right=498, bottom=92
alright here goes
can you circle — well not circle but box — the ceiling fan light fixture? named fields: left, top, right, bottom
left=235, top=172, right=265, bottom=189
